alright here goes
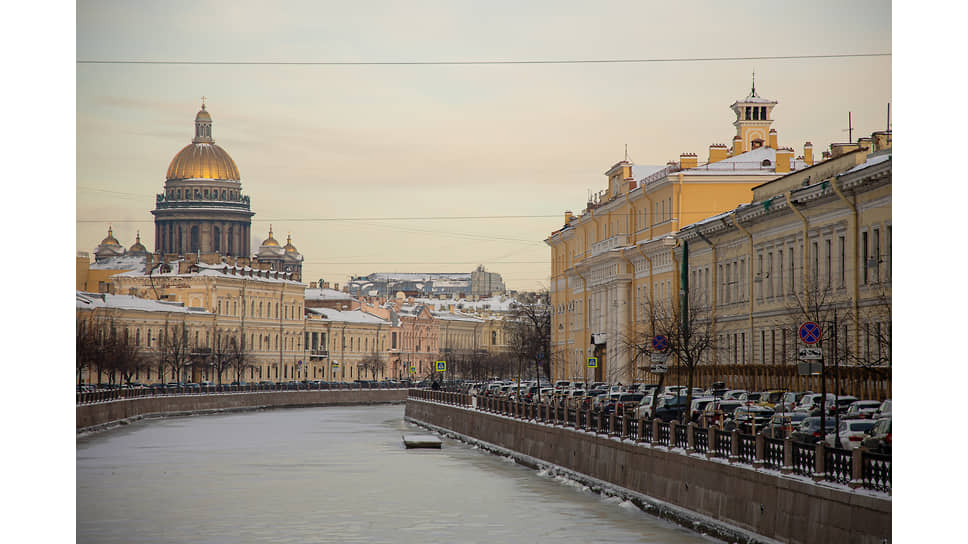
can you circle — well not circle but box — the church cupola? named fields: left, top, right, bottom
left=193, top=98, right=214, bottom=144
left=729, top=74, right=778, bottom=154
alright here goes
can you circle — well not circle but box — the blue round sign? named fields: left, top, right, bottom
left=651, top=335, right=669, bottom=352
left=798, top=322, right=822, bottom=345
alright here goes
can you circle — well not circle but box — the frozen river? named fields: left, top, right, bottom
left=77, top=404, right=716, bottom=543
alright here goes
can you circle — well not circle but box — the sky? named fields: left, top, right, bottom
left=74, top=0, right=893, bottom=292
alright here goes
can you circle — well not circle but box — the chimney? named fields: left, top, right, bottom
left=679, top=153, right=698, bottom=170
left=624, top=176, right=637, bottom=193
left=564, top=210, right=573, bottom=224
left=775, top=147, right=794, bottom=173
left=803, top=142, right=814, bottom=166
left=708, top=144, right=728, bottom=164
left=872, top=131, right=892, bottom=151
left=732, top=135, right=744, bottom=155
left=830, top=142, right=859, bottom=158
left=769, top=129, right=778, bottom=149
left=144, top=253, right=154, bottom=274
left=822, top=151, right=832, bottom=161
left=858, top=137, right=873, bottom=152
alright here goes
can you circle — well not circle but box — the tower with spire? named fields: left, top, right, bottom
left=729, top=73, right=778, bottom=155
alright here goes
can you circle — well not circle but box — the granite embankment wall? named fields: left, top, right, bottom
left=405, top=399, right=890, bottom=544
left=77, top=389, right=407, bottom=432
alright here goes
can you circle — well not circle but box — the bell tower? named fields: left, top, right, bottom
left=729, top=74, right=778, bottom=154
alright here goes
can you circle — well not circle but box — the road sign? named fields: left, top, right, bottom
left=799, top=321, right=822, bottom=344
left=650, top=352, right=670, bottom=363
left=651, top=335, right=669, bottom=352
left=297, top=360, right=303, bottom=366
left=409, top=365, right=416, bottom=373
left=650, top=364, right=668, bottom=374
left=587, top=357, right=598, bottom=368
left=435, top=360, right=446, bottom=372
left=331, top=361, right=340, bottom=368
left=798, top=347, right=823, bottom=360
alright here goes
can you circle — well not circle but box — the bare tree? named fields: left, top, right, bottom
left=209, top=332, right=235, bottom=385
left=228, top=334, right=254, bottom=384
left=358, top=352, right=386, bottom=380
left=503, top=292, right=552, bottom=384
left=159, top=321, right=193, bottom=383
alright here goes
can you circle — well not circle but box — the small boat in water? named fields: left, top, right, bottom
left=402, top=434, right=442, bottom=449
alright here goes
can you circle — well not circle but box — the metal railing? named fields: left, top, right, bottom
left=408, top=391, right=890, bottom=494
left=77, top=381, right=406, bottom=405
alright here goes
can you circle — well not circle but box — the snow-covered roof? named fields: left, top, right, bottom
left=844, top=151, right=891, bottom=175
left=683, top=146, right=806, bottom=175
left=89, top=255, right=146, bottom=271
left=116, top=260, right=303, bottom=285
left=304, top=287, right=354, bottom=301
left=306, top=307, right=389, bottom=324
left=631, top=164, right=668, bottom=180
left=76, top=291, right=210, bottom=314
left=414, top=294, right=519, bottom=313
left=432, top=311, right=484, bottom=323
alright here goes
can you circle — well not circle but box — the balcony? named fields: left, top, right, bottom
left=591, top=234, right=629, bottom=257
left=309, top=349, right=329, bottom=359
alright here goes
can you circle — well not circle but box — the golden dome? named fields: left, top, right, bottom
left=100, top=226, right=121, bottom=247
left=284, top=234, right=298, bottom=253
left=128, top=231, right=148, bottom=254
left=261, top=226, right=280, bottom=247
left=166, top=142, right=240, bottom=181
left=165, top=102, right=240, bottom=181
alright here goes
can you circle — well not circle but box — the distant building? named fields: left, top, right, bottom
left=345, top=267, right=506, bottom=299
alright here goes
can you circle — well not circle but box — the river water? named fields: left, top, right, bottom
left=77, top=404, right=716, bottom=543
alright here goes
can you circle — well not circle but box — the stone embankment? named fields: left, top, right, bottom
left=77, top=389, right=407, bottom=433
left=405, top=397, right=890, bottom=544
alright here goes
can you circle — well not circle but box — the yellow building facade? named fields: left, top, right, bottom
left=546, top=87, right=821, bottom=383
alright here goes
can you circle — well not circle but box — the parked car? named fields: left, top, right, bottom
left=605, top=393, right=645, bottom=416
left=653, top=395, right=690, bottom=422
left=764, top=412, right=809, bottom=439
left=843, top=400, right=883, bottom=419
left=790, top=416, right=839, bottom=444
left=754, top=390, right=787, bottom=409
left=832, top=395, right=859, bottom=414
left=722, top=389, right=749, bottom=401
left=633, top=394, right=659, bottom=419
left=861, top=417, right=891, bottom=454
left=701, top=399, right=745, bottom=427
left=796, top=393, right=836, bottom=413
left=875, top=399, right=892, bottom=420
left=825, top=419, right=877, bottom=449
left=688, top=397, right=717, bottom=423
left=775, top=391, right=813, bottom=412
left=727, top=405, right=775, bottom=434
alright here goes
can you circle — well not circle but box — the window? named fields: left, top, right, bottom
left=777, top=250, right=783, bottom=297
left=824, top=239, right=832, bottom=290
left=872, top=227, right=881, bottom=283
left=862, top=231, right=869, bottom=284
left=838, top=235, right=846, bottom=288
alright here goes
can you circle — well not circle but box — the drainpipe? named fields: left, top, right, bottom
left=785, top=191, right=810, bottom=308
left=618, top=249, right=636, bottom=384
left=695, top=230, right=718, bottom=365
left=731, top=216, right=756, bottom=370
left=575, top=268, right=590, bottom=385
left=831, top=175, right=861, bottom=359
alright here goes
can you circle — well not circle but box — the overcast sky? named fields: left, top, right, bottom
left=75, top=0, right=891, bottom=291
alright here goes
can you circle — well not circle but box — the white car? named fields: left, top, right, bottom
left=825, top=419, right=878, bottom=449
left=844, top=400, right=882, bottom=419
left=875, top=399, right=892, bottom=420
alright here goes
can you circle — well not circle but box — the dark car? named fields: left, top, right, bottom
left=764, top=412, right=809, bottom=439
left=605, top=393, right=645, bottom=416
left=653, top=396, right=690, bottom=422
left=861, top=417, right=891, bottom=454
left=727, top=405, right=775, bottom=434
left=790, top=416, right=838, bottom=444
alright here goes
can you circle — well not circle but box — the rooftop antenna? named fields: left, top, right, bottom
left=840, top=111, right=854, bottom=143
left=751, top=70, right=756, bottom=97
left=887, top=103, right=891, bottom=132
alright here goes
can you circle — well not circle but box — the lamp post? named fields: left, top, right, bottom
left=664, top=234, right=690, bottom=419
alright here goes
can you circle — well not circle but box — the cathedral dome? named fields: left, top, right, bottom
left=261, top=226, right=280, bottom=247
left=165, top=103, right=240, bottom=181
left=100, top=226, right=121, bottom=247
left=128, top=231, right=148, bottom=255
left=284, top=234, right=298, bottom=254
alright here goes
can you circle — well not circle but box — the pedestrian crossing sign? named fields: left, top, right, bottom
left=587, top=357, right=598, bottom=368
left=435, top=361, right=446, bottom=372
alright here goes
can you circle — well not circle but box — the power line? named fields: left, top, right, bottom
left=77, top=53, right=890, bottom=66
